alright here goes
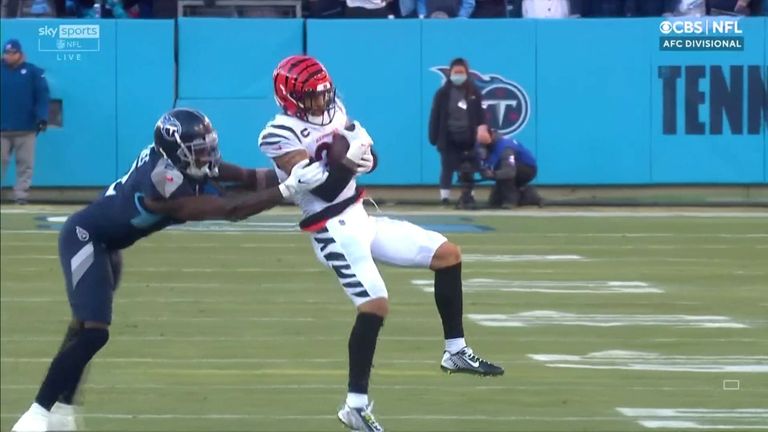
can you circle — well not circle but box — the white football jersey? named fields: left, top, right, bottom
left=258, top=101, right=357, bottom=217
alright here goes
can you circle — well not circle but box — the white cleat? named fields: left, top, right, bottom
left=48, top=403, right=79, bottom=431
left=11, top=403, right=50, bottom=432
left=337, top=402, right=384, bottom=432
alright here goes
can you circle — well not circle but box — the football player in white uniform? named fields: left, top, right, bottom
left=259, top=55, right=503, bottom=432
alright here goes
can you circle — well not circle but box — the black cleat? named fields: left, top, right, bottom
left=440, top=346, right=504, bottom=376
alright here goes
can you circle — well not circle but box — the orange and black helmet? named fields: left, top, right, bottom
left=273, top=55, right=336, bottom=126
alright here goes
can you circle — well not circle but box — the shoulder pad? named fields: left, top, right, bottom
left=150, top=159, right=185, bottom=199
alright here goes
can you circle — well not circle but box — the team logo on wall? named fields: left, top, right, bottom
left=431, top=67, right=531, bottom=137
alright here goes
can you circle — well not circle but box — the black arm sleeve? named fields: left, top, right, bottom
left=310, top=162, right=357, bottom=202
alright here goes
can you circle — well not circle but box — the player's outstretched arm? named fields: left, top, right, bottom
left=216, top=162, right=280, bottom=191
left=144, top=160, right=326, bottom=222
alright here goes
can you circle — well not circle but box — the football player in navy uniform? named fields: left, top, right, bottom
left=11, top=108, right=327, bottom=432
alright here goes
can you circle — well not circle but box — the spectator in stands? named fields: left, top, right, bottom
left=471, top=0, right=507, bottom=17
left=429, top=58, right=489, bottom=209
left=581, top=0, right=629, bottom=16
left=66, top=0, right=130, bottom=18
left=400, top=0, right=474, bottom=18
left=522, top=0, right=580, bottom=17
left=626, top=0, right=668, bottom=16
left=1, top=39, right=50, bottom=205
left=665, top=0, right=706, bottom=16
left=346, top=0, right=393, bottom=17
left=710, top=0, right=755, bottom=15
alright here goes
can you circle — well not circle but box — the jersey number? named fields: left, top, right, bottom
left=105, top=146, right=152, bottom=196
left=314, top=142, right=331, bottom=164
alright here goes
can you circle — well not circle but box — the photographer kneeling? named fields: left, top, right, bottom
left=477, top=131, right=542, bottom=208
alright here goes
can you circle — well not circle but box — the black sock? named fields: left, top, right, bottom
left=35, top=328, right=109, bottom=410
left=348, top=312, right=384, bottom=394
left=55, top=325, right=88, bottom=405
left=434, top=262, right=465, bottom=340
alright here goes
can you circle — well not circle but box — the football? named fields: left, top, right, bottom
left=327, top=131, right=350, bottom=166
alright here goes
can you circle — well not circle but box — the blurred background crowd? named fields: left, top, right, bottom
left=2, top=0, right=766, bottom=20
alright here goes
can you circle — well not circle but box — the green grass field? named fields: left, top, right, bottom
left=1, top=205, right=767, bottom=431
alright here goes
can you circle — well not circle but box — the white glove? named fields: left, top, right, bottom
left=339, top=121, right=373, bottom=164
left=356, top=150, right=374, bottom=174
left=279, top=159, right=328, bottom=198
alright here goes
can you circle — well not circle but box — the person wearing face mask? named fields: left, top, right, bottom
left=429, top=57, right=489, bottom=209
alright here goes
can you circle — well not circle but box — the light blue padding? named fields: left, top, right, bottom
left=115, top=20, right=175, bottom=175
left=131, top=192, right=163, bottom=228
left=536, top=19, right=652, bottom=185
left=1, top=19, right=118, bottom=186
left=1, top=18, right=765, bottom=187
left=307, top=19, right=423, bottom=184
left=175, top=98, right=279, bottom=169
left=177, top=19, right=304, bottom=99
left=651, top=18, right=766, bottom=183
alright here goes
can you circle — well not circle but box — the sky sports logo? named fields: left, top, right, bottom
left=37, top=24, right=101, bottom=54
left=38, top=24, right=100, bottom=39
left=659, top=18, right=744, bottom=51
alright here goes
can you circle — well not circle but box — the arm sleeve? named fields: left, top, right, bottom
left=310, top=162, right=357, bottom=202
left=34, top=68, right=50, bottom=122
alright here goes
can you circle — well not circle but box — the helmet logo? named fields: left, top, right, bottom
left=159, top=114, right=182, bottom=141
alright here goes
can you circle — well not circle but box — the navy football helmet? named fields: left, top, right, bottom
left=153, top=108, right=221, bottom=179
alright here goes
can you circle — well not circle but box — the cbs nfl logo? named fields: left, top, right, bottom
left=659, top=18, right=744, bottom=52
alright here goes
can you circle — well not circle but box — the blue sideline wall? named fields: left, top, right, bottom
left=1, top=18, right=765, bottom=187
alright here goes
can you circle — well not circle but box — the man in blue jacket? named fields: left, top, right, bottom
left=477, top=130, right=542, bottom=208
left=1, top=39, right=50, bottom=204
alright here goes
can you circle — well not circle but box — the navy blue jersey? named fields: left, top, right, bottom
left=68, top=145, right=215, bottom=250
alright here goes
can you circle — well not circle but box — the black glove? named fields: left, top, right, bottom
left=36, top=120, right=48, bottom=135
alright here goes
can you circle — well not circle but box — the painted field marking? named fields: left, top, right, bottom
left=529, top=351, right=768, bottom=373
left=0, top=383, right=730, bottom=392
left=469, top=311, right=749, bottom=328
left=0, top=412, right=623, bottom=422
left=413, top=279, right=662, bottom=294
left=461, top=254, right=585, bottom=263
left=3, top=336, right=762, bottom=343
left=617, top=408, right=768, bottom=430
left=723, top=380, right=741, bottom=390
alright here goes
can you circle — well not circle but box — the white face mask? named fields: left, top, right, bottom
left=450, top=73, right=467, bottom=86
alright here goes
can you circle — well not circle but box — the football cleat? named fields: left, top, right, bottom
left=11, top=403, right=49, bottom=432
left=48, top=402, right=79, bottom=431
left=441, top=346, right=504, bottom=376
left=337, top=402, right=384, bottom=432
